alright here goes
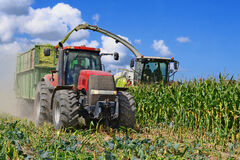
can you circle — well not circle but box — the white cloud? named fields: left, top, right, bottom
left=30, top=38, right=59, bottom=46
left=0, top=0, right=32, bottom=15
left=152, top=40, right=171, bottom=56
left=176, top=37, right=191, bottom=43
left=0, top=3, right=89, bottom=42
left=100, top=35, right=133, bottom=72
left=0, top=39, right=35, bottom=58
left=20, top=7, right=67, bottom=40
left=69, top=30, right=89, bottom=41
left=107, top=64, right=131, bottom=73
left=134, top=39, right=141, bottom=44
left=92, top=13, right=100, bottom=24
left=0, top=15, right=18, bottom=42
left=51, top=3, right=83, bottom=28
left=70, top=40, right=99, bottom=48
left=20, top=3, right=89, bottom=41
left=88, top=40, right=100, bottom=48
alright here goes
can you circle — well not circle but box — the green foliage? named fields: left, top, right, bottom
left=1, top=75, right=240, bottom=159
left=130, top=75, right=240, bottom=142
left=103, top=136, right=209, bottom=159
left=0, top=116, right=224, bottom=159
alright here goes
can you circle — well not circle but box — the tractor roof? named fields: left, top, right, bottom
left=136, top=56, right=177, bottom=62
left=63, top=46, right=101, bottom=52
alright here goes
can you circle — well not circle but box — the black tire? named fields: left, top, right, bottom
left=118, top=91, right=136, bottom=129
left=34, top=81, right=52, bottom=125
left=52, top=90, right=80, bottom=129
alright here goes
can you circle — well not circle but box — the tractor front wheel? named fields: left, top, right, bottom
left=52, top=90, right=80, bottom=129
left=117, top=91, right=136, bottom=129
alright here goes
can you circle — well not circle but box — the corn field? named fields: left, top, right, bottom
left=0, top=75, right=240, bottom=159
left=1, top=115, right=238, bottom=159
left=130, top=75, right=240, bottom=142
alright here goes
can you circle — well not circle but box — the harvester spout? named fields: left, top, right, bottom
left=57, top=23, right=142, bottom=58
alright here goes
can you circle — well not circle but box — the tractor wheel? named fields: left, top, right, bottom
left=34, top=81, right=52, bottom=125
left=117, top=91, right=136, bottom=129
left=52, top=90, right=80, bottom=129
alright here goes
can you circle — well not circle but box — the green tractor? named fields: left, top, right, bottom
left=115, top=56, right=179, bottom=87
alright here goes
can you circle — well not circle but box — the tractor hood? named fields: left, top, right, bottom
left=77, top=70, right=113, bottom=91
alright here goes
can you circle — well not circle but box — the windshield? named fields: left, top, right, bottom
left=64, top=50, right=101, bottom=85
left=142, top=61, right=167, bottom=83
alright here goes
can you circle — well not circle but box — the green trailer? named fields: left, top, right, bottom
left=15, top=44, right=57, bottom=101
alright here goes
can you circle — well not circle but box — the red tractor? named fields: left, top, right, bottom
left=34, top=44, right=136, bottom=129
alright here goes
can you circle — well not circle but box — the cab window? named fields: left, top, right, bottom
left=64, top=50, right=101, bottom=85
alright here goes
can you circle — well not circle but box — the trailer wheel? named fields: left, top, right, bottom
left=34, top=81, right=52, bottom=125
left=117, top=91, right=136, bottom=129
left=52, top=90, right=80, bottom=129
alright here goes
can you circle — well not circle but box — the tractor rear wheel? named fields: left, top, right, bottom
left=117, top=91, right=136, bottom=129
left=34, top=81, right=52, bottom=125
left=52, top=90, right=80, bottom=129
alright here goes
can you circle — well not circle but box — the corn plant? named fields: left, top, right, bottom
left=130, top=75, right=240, bottom=143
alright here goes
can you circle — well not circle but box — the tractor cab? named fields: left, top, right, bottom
left=115, top=56, right=179, bottom=87
left=44, top=45, right=119, bottom=87
left=62, top=46, right=102, bottom=86
left=133, top=56, right=179, bottom=84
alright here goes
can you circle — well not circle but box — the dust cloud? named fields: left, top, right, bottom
left=0, top=52, right=34, bottom=121
left=0, top=88, right=18, bottom=116
left=0, top=77, right=34, bottom=121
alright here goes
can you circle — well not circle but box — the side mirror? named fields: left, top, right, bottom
left=114, top=52, right=119, bottom=60
left=44, top=48, right=50, bottom=56
left=130, top=59, right=134, bottom=68
left=174, top=61, right=178, bottom=70
left=58, top=42, right=63, bottom=48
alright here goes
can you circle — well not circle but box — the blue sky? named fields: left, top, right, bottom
left=32, top=0, right=240, bottom=80
left=0, top=0, right=239, bottom=83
